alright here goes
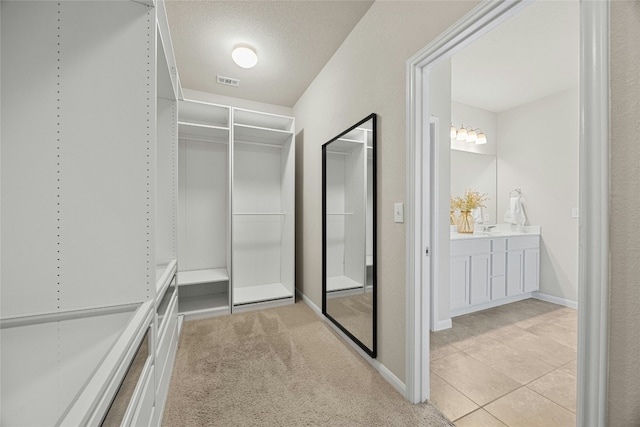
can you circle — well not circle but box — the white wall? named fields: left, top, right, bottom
left=293, top=0, right=478, bottom=382
left=496, top=88, right=579, bottom=303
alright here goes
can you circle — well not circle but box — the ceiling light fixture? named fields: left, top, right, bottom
left=232, top=45, right=258, bottom=69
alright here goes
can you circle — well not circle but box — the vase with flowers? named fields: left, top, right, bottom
left=451, top=189, right=488, bottom=234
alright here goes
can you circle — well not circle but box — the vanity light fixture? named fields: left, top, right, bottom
left=455, top=125, right=468, bottom=141
left=476, top=131, right=488, bottom=145
left=450, top=124, right=458, bottom=139
left=232, top=45, right=258, bottom=69
left=466, top=128, right=478, bottom=143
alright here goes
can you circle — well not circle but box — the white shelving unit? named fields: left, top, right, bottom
left=177, top=102, right=295, bottom=316
left=232, top=108, right=295, bottom=311
left=178, top=100, right=232, bottom=320
left=1, top=0, right=180, bottom=425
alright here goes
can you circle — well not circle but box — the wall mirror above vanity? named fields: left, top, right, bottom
left=322, top=114, right=376, bottom=358
left=450, top=150, right=497, bottom=224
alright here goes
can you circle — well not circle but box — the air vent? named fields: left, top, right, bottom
left=217, top=75, right=240, bottom=87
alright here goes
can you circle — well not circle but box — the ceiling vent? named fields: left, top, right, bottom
left=217, top=75, right=240, bottom=87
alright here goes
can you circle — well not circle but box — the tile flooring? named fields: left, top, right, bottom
left=430, top=298, right=577, bottom=426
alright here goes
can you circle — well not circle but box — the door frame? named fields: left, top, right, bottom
left=405, top=1, right=610, bottom=425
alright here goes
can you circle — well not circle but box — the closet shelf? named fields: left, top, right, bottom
left=234, top=109, right=294, bottom=132
left=234, top=124, right=292, bottom=145
left=233, top=283, right=293, bottom=306
left=179, top=294, right=229, bottom=320
left=233, top=212, right=286, bottom=216
left=178, top=268, right=229, bottom=286
left=327, top=276, right=364, bottom=293
left=178, top=121, right=229, bottom=142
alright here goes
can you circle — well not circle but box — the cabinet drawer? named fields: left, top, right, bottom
left=508, top=235, right=540, bottom=250
left=156, top=294, right=178, bottom=374
left=129, top=364, right=154, bottom=427
left=451, top=239, right=491, bottom=256
left=492, top=238, right=507, bottom=252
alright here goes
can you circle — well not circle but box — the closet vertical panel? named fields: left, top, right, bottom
left=57, top=1, right=153, bottom=310
left=156, top=99, right=178, bottom=271
left=1, top=1, right=61, bottom=317
left=280, top=135, right=296, bottom=291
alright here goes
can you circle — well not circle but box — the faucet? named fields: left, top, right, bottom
left=482, top=225, right=497, bottom=232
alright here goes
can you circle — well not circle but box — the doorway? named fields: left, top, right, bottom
left=405, top=1, right=610, bottom=425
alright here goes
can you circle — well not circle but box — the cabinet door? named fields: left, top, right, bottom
left=450, top=256, right=470, bottom=310
left=470, top=254, right=491, bottom=305
left=491, top=276, right=507, bottom=300
left=507, top=251, right=524, bottom=296
left=523, top=249, right=540, bottom=292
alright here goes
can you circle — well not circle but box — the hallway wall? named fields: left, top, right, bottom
left=293, top=0, right=478, bottom=383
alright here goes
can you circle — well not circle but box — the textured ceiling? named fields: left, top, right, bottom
left=452, top=0, right=579, bottom=113
left=165, top=0, right=374, bottom=107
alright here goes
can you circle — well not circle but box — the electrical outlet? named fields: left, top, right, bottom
left=394, top=203, right=404, bottom=223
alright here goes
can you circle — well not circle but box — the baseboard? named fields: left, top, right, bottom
left=431, top=318, right=452, bottom=332
left=296, top=289, right=407, bottom=398
left=451, top=293, right=533, bottom=317
left=532, top=292, right=578, bottom=309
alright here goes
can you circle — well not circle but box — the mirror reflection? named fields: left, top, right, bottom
left=450, top=150, right=497, bottom=223
left=322, top=114, right=376, bottom=357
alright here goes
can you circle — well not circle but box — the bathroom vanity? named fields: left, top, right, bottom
left=450, top=226, right=540, bottom=317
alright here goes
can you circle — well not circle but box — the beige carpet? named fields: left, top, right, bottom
left=162, top=301, right=453, bottom=426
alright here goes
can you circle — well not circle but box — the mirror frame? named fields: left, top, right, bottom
left=322, top=113, right=377, bottom=358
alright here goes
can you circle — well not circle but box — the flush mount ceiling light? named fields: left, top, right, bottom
left=232, top=45, right=258, bottom=69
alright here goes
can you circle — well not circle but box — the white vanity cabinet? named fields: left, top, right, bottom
left=450, top=234, right=540, bottom=316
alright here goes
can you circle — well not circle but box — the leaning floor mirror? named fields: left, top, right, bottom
left=322, top=113, right=376, bottom=358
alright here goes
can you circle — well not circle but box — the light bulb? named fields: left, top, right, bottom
left=476, top=132, right=487, bottom=145
left=450, top=124, right=457, bottom=139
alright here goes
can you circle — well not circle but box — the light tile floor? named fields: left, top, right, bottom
left=430, top=298, right=577, bottom=427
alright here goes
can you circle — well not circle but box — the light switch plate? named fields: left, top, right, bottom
left=394, top=203, right=404, bottom=223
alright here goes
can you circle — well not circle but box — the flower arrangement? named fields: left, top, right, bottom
left=450, top=189, right=489, bottom=212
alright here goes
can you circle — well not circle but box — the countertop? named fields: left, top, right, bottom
left=450, top=224, right=541, bottom=240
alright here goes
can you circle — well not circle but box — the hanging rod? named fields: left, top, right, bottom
left=233, top=212, right=286, bottom=216
left=234, top=140, right=283, bottom=149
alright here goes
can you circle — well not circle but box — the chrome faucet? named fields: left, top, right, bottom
left=482, top=225, right=497, bottom=232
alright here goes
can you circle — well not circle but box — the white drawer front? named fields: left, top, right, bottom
left=508, top=235, right=540, bottom=250
left=130, top=365, right=155, bottom=427
left=451, top=239, right=491, bottom=256
left=492, top=238, right=507, bottom=252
